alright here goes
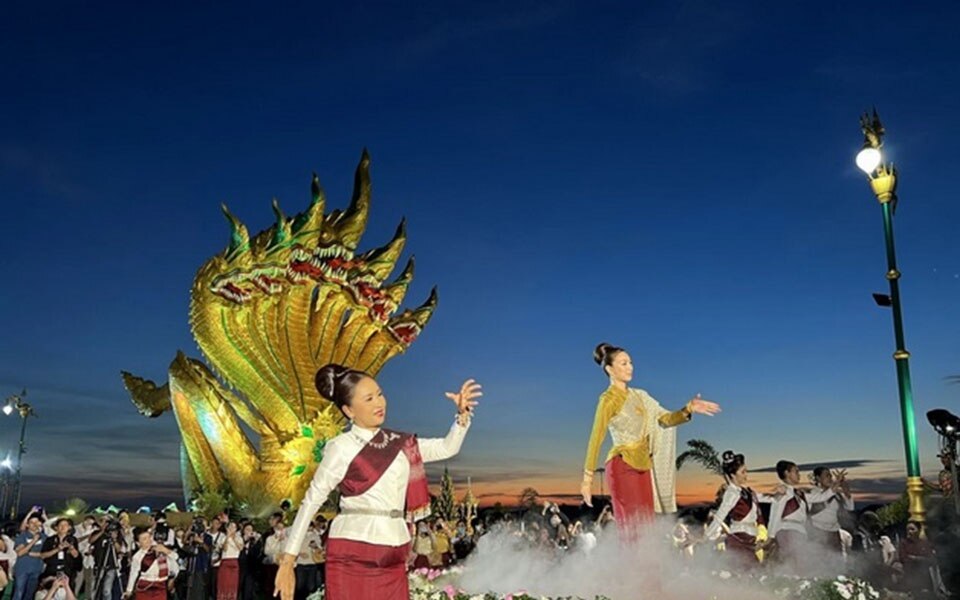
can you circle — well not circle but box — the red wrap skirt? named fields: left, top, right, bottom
left=135, top=580, right=168, bottom=600
left=325, top=538, right=411, bottom=600
left=216, top=558, right=239, bottom=600
left=607, top=456, right=655, bottom=531
left=725, top=532, right=760, bottom=568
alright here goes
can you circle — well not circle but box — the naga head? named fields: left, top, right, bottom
left=190, top=150, right=438, bottom=439
left=124, top=151, right=439, bottom=506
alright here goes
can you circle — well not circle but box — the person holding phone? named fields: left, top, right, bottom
left=12, top=513, right=47, bottom=600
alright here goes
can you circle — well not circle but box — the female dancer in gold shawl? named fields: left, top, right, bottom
left=581, top=343, right=720, bottom=530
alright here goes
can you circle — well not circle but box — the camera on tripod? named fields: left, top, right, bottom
left=103, top=518, right=122, bottom=535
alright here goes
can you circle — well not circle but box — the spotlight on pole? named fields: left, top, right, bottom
left=872, top=293, right=893, bottom=307
left=0, top=458, right=11, bottom=470
left=928, top=408, right=960, bottom=515
left=928, top=409, right=960, bottom=440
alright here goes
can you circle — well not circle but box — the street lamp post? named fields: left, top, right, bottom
left=855, top=110, right=925, bottom=526
left=3, top=390, right=37, bottom=520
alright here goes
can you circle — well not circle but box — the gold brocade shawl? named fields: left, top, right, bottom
left=583, top=387, right=689, bottom=513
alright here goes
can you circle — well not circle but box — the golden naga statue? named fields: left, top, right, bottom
left=121, top=151, right=437, bottom=508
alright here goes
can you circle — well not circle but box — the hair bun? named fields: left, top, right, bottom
left=593, top=342, right=614, bottom=366
left=721, top=450, right=736, bottom=465
left=315, top=363, right=348, bottom=399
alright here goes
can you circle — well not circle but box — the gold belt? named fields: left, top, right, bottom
left=339, top=508, right=403, bottom=518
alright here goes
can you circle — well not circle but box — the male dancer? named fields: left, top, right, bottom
left=767, top=460, right=808, bottom=572
left=807, top=467, right=854, bottom=553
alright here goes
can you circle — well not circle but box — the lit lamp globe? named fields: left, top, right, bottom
left=1, top=405, right=11, bottom=415
left=856, top=146, right=882, bottom=174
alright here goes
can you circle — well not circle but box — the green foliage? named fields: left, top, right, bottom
left=433, top=467, right=457, bottom=522
left=193, top=484, right=235, bottom=519
left=875, top=491, right=910, bottom=528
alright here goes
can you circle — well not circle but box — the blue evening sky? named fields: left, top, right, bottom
left=1, top=1, right=959, bottom=507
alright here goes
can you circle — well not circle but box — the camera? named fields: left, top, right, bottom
left=153, top=522, right=170, bottom=544
left=190, top=519, right=206, bottom=536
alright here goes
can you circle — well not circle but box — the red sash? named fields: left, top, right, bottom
left=782, top=490, right=806, bottom=518
left=339, top=428, right=431, bottom=521
left=727, top=487, right=766, bottom=526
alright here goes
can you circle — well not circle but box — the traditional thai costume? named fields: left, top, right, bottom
left=767, top=484, right=808, bottom=567
left=706, top=483, right=765, bottom=566
left=216, top=534, right=242, bottom=600
left=583, top=386, right=691, bottom=527
left=284, top=417, right=469, bottom=600
left=807, top=486, right=854, bottom=552
left=126, top=549, right=179, bottom=600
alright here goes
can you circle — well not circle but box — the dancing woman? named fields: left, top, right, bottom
left=274, top=364, right=481, bottom=600
left=704, top=451, right=766, bottom=565
left=581, top=343, right=720, bottom=528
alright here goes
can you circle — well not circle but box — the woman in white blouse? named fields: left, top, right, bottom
left=274, top=364, right=481, bottom=600
left=216, top=522, right=243, bottom=600
left=704, top=451, right=768, bottom=567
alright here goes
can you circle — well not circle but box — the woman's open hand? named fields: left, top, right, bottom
left=687, top=394, right=721, bottom=416
left=445, top=379, right=482, bottom=415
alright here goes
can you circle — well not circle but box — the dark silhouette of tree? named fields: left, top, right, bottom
left=676, top=439, right=722, bottom=475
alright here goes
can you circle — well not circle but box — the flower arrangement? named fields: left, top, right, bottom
left=766, top=574, right=882, bottom=600
left=304, top=569, right=883, bottom=600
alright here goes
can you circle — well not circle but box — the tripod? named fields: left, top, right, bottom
left=92, top=536, right=122, bottom=600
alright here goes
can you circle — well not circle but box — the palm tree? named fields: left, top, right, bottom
left=518, top=487, right=540, bottom=509
left=676, top=439, right=723, bottom=475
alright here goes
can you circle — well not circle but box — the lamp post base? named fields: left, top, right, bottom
left=906, top=475, right=926, bottom=529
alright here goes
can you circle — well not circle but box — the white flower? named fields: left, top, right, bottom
left=833, top=581, right=852, bottom=600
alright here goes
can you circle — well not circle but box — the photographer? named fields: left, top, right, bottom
left=150, top=513, right=175, bottom=549
left=75, top=516, right=98, bottom=598
left=176, top=519, right=212, bottom=600
left=38, top=519, right=81, bottom=596
left=237, top=523, right=261, bottom=600
left=90, top=517, right=127, bottom=600
left=125, top=528, right=178, bottom=600
left=208, top=518, right=225, bottom=600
